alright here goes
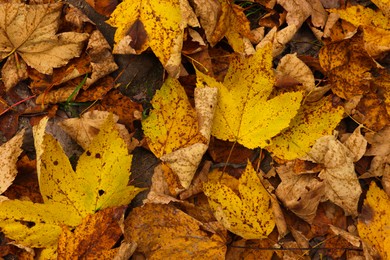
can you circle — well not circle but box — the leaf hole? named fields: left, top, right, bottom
left=98, top=189, right=105, bottom=196
left=53, top=160, right=58, bottom=166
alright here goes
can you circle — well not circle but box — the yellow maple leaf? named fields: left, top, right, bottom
left=0, top=115, right=142, bottom=254
left=107, top=0, right=198, bottom=77
left=267, top=96, right=344, bottom=160
left=329, top=5, right=390, bottom=30
left=142, top=77, right=216, bottom=188
left=142, top=77, right=206, bottom=157
left=357, top=182, right=390, bottom=259
left=197, top=44, right=303, bottom=149
left=203, top=162, right=275, bottom=239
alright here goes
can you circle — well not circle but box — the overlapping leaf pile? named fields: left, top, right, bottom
left=1, top=0, right=390, bottom=259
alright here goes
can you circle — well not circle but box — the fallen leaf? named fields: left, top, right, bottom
left=372, top=0, right=390, bottom=18
left=256, top=25, right=297, bottom=57
left=0, top=130, right=25, bottom=195
left=142, top=77, right=217, bottom=188
left=354, top=92, right=390, bottom=132
left=266, top=95, right=344, bottom=160
left=329, top=5, right=389, bottom=30
left=85, top=30, right=118, bottom=87
left=275, top=163, right=325, bottom=223
left=85, top=0, right=118, bottom=17
left=58, top=206, right=126, bottom=259
left=197, top=43, right=303, bottom=149
left=276, top=53, right=315, bottom=93
left=58, top=110, right=131, bottom=151
left=0, top=3, right=89, bottom=89
left=357, top=182, right=390, bottom=259
left=306, top=130, right=364, bottom=216
left=107, top=0, right=199, bottom=77
left=0, top=115, right=142, bottom=253
left=319, top=31, right=377, bottom=99
left=278, top=0, right=312, bottom=29
left=191, top=0, right=221, bottom=45
left=203, top=162, right=275, bottom=239
left=125, top=203, right=226, bottom=259
left=208, top=1, right=255, bottom=53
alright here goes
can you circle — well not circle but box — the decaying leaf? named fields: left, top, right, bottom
left=358, top=182, right=390, bottom=259
left=125, top=203, right=226, bottom=259
left=203, top=162, right=275, bottom=239
left=0, top=129, right=25, bottom=195
left=267, top=96, right=344, bottom=160
left=275, top=163, right=325, bottom=223
left=0, top=3, right=89, bottom=90
left=58, top=206, right=126, bottom=259
left=306, top=127, right=366, bottom=216
left=142, top=77, right=217, bottom=188
left=208, top=1, right=254, bottom=53
left=0, top=115, right=142, bottom=255
left=107, top=0, right=199, bottom=77
left=197, top=43, right=303, bottom=149
left=319, top=31, right=377, bottom=100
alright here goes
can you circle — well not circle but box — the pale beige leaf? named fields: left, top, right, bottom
left=256, top=25, right=297, bottom=57
left=277, top=0, right=312, bottom=28
left=0, top=3, right=89, bottom=76
left=365, top=126, right=390, bottom=156
left=33, top=116, right=49, bottom=183
left=276, top=53, right=315, bottom=92
left=308, top=136, right=362, bottom=216
left=0, top=130, right=25, bottom=194
left=1, top=54, right=28, bottom=91
left=275, top=163, right=325, bottom=223
left=192, top=0, right=221, bottom=44
left=194, top=86, right=218, bottom=141
left=307, top=0, right=327, bottom=28
left=343, top=126, right=367, bottom=162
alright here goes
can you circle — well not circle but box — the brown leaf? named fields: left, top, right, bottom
left=319, top=31, right=377, bottom=99
left=57, top=206, right=126, bottom=259
left=85, top=0, right=118, bottom=17
left=124, top=203, right=226, bottom=259
left=0, top=3, right=89, bottom=89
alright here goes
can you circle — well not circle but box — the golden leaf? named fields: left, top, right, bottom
left=197, top=44, right=303, bottom=149
left=358, top=182, right=390, bottom=259
left=203, top=162, right=275, bottom=239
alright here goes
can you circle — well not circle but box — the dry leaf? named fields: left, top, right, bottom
left=0, top=130, right=25, bottom=194
left=85, top=30, right=118, bottom=87
left=0, top=3, right=89, bottom=90
left=275, top=163, right=325, bottom=223
left=276, top=53, right=315, bottom=93
left=319, top=31, right=377, bottom=100
left=124, top=203, right=226, bottom=259
left=306, top=132, right=363, bottom=216
left=58, top=206, right=126, bottom=259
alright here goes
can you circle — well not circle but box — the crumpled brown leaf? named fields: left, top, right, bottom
left=0, top=3, right=89, bottom=90
left=305, top=127, right=366, bottom=216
